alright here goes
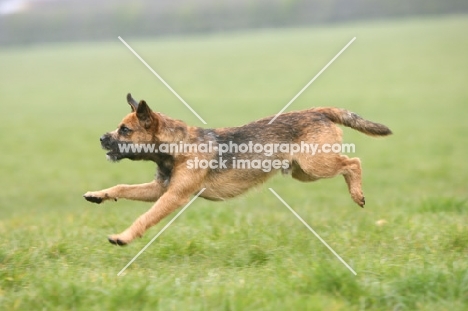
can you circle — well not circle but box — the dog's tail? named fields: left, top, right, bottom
left=315, top=107, right=392, bottom=137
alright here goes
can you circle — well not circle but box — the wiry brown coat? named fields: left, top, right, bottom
left=84, top=94, right=392, bottom=245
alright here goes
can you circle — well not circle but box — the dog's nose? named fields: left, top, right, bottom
left=100, top=135, right=106, bottom=142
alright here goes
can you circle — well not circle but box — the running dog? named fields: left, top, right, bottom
left=83, top=93, right=392, bottom=245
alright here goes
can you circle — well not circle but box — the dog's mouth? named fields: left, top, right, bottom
left=104, top=149, right=115, bottom=156
left=104, top=146, right=139, bottom=162
left=105, top=150, right=121, bottom=162
left=100, top=134, right=143, bottom=162
left=104, top=146, right=132, bottom=162
left=100, top=135, right=122, bottom=162
left=101, top=143, right=123, bottom=162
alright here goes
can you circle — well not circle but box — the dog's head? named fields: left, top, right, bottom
left=100, top=93, right=163, bottom=162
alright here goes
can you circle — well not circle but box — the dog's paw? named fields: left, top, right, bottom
left=83, top=191, right=113, bottom=204
left=351, top=193, right=365, bottom=208
left=108, top=234, right=130, bottom=246
left=83, top=194, right=103, bottom=204
left=358, top=196, right=365, bottom=208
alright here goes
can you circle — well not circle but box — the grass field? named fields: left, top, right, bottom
left=1, top=15, right=467, bottom=310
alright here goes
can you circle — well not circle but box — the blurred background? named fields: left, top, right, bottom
left=1, top=1, right=468, bottom=310
left=1, top=0, right=467, bottom=45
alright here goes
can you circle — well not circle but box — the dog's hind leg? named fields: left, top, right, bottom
left=291, top=154, right=365, bottom=207
left=291, top=160, right=321, bottom=182
left=340, top=156, right=365, bottom=207
left=83, top=180, right=167, bottom=204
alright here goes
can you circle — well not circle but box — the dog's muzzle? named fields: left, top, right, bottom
left=100, top=133, right=112, bottom=149
left=100, top=133, right=121, bottom=162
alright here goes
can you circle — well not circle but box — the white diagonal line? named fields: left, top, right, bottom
left=117, top=188, right=206, bottom=276
left=268, top=37, right=356, bottom=124
left=268, top=188, right=357, bottom=275
left=118, top=36, right=207, bottom=125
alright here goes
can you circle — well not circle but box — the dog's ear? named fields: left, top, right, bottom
left=136, top=100, right=154, bottom=128
left=127, top=93, right=139, bottom=112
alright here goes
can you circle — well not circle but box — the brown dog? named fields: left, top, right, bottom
left=84, top=93, right=392, bottom=245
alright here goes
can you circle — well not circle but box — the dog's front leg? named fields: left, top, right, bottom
left=83, top=180, right=167, bottom=204
left=107, top=189, right=196, bottom=245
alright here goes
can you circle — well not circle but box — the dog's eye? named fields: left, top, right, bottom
left=119, top=126, right=132, bottom=135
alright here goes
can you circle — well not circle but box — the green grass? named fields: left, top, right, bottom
left=1, top=15, right=468, bottom=310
